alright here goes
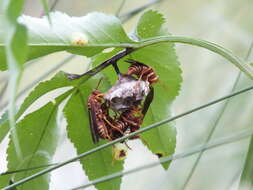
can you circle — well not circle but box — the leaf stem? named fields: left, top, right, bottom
left=137, top=36, right=253, bottom=79
left=3, top=84, right=253, bottom=190
left=5, top=35, right=252, bottom=80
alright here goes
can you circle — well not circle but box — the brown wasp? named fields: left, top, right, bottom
left=87, top=59, right=158, bottom=144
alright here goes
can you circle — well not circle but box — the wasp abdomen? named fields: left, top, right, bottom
left=127, top=64, right=159, bottom=84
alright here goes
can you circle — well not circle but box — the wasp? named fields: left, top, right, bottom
left=87, top=78, right=125, bottom=143
left=87, top=59, right=158, bottom=144
left=87, top=89, right=111, bottom=143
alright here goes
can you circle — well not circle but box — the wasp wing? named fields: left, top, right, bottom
left=88, top=106, right=100, bottom=144
left=142, top=86, right=154, bottom=117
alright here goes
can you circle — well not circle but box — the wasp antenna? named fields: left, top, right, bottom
left=95, top=77, right=104, bottom=90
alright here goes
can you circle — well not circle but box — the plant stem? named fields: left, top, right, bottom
left=137, top=36, right=253, bottom=80
left=11, top=35, right=253, bottom=80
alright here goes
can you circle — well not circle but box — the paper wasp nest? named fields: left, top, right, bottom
left=104, top=75, right=150, bottom=111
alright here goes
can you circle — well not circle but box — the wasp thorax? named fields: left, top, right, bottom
left=104, top=75, right=150, bottom=111
left=112, top=143, right=128, bottom=160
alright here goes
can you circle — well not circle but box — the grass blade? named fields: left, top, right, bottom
left=182, top=42, right=253, bottom=189
left=71, top=127, right=253, bottom=190
left=40, top=0, right=51, bottom=24
left=238, top=136, right=253, bottom=190
left=2, top=0, right=28, bottom=159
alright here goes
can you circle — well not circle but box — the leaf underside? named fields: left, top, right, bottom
left=0, top=12, right=133, bottom=70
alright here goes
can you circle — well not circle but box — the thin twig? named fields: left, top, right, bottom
left=65, top=48, right=134, bottom=80
left=182, top=42, right=253, bottom=189
left=3, top=85, right=253, bottom=190
left=71, top=128, right=253, bottom=190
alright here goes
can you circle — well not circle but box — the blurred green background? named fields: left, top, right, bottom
left=0, top=0, right=253, bottom=189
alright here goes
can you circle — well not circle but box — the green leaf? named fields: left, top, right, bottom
left=2, top=0, right=25, bottom=22
left=0, top=90, right=71, bottom=190
left=238, top=136, right=253, bottom=190
left=0, top=111, right=9, bottom=144
left=16, top=71, right=73, bottom=119
left=2, top=0, right=28, bottom=161
left=132, top=10, right=182, bottom=169
left=0, top=111, right=8, bottom=125
left=0, top=66, right=95, bottom=145
left=0, top=12, right=133, bottom=70
left=0, top=48, right=7, bottom=70
left=93, top=10, right=181, bottom=169
left=135, top=10, right=166, bottom=39
left=64, top=76, right=124, bottom=190
left=250, top=62, right=253, bottom=67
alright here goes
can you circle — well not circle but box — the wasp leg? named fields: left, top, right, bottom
left=103, top=116, right=124, bottom=135
left=138, top=71, right=145, bottom=81
left=129, top=134, right=140, bottom=139
left=101, top=125, right=112, bottom=141
left=124, top=141, right=132, bottom=150
left=121, top=115, right=139, bottom=127
left=95, top=93, right=104, bottom=100
left=146, top=72, right=159, bottom=84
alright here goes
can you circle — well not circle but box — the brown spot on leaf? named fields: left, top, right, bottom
left=119, top=150, right=126, bottom=158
